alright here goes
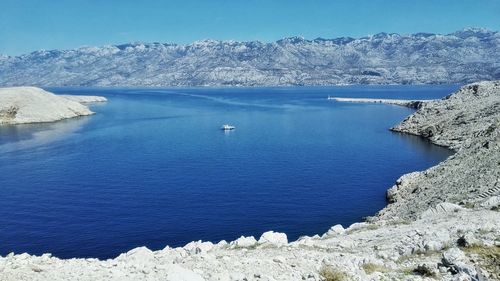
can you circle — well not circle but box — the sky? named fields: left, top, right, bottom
left=0, top=0, right=499, bottom=56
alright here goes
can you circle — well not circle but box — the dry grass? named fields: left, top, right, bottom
left=365, top=224, right=380, bottom=230
left=463, top=244, right=500, bottom=259
left=362, top=263, right=390, bottom=274
left=388, top=219, right=411, bottom=226
left=463, top=245, right=500, bottom=278
left=319, top=266, right=348, bottom=281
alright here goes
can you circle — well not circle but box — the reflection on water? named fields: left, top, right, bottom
left=0, top=117, right=90, bottom=153
left=390, top=131, right=454, bottom=159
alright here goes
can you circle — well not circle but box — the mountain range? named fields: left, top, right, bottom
left=1, top=28, right=499, bottom=87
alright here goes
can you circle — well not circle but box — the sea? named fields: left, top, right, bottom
left=0, top=85, right=457, bottom=259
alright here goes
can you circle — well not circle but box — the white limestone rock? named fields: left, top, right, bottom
left=166, top=264, right=205, bottom=281
left=230, top=236, right=257, bottom=248
left=442, top=248, right=466, bottom=266
left=116, top=246, right=154, bottom=266
left=386, top=172, right=422, bottom=203
left=183, top=241, right=214, bottom=255
left=480, top=196, right=500, bottom=209
left=442, top=248, right=479, bottom=280
left=323, top=224, right=345, bottom=237
left=0, top=87, right=106, bottom=125
left=420, top=203, right=464, bottom=219
left=258, top=231, right=288, bottom=247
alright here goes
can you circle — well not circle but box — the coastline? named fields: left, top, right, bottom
left=0, top=87, right=107, bottom=125
left=0, top=81, right=498, bottom=281
left=328, top=97, right=433, bottom=109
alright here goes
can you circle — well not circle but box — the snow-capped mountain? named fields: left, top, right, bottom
left=1, top=28, right=499, bottom=86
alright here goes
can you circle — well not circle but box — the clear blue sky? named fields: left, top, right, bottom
left=1, top=0, right=499, bottom=56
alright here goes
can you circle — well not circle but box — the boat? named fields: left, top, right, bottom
left=221, top=124, right=235, bottom=130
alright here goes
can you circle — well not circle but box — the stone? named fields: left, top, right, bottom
left=183, top=241, right=214, bottom=255
left=480, top=196, right=500, bottom=208
left=258, top=231, right=288, bottom=247
left=420, top=203, right=464, bottom=219
left=116, top=246, right=155, bottom=267
left=413, top=263, right=438, bottom=277
left=324, top=225, right=345, bottom=237
left=166, top=264, right=205, bottom=281
left=230, top=236, right=257, bottom=248
left=442, top=248, right=466, bottom=266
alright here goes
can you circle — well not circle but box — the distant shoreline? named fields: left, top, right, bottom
left=328, top=97, right=434, bottom=108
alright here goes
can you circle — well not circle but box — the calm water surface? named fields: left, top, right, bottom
left=0, top=85, right=456, bottom=259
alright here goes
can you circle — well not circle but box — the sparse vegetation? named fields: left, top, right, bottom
left=319, top=266, right=348, bottom=281
left=397, top=249, right=442, bottom=263
left=362, top=263, right=390, bottom=274
left=412, top=264, right=437, bottom=277
left=366, top=224, right=380, bottom=230
left=463, top=245, right=500, bottom=278
left=388, top=219, right=411, bottom=226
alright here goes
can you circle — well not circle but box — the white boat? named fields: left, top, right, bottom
left=221, top=124, right=235, bottom=130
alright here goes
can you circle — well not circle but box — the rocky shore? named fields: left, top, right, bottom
left=0, top=82, right=498, bottom=281
left=0, top=87, right=106, bottom=125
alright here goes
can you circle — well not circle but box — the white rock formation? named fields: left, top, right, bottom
left=229, top=236, right=258, bottom=249
left=0, top=87, right=106, bottom=125
left=257, top=231, right=288, bottom=247
left=1, top=81, right=499, bottom=280
left=322, top=224, right=345, bottom=238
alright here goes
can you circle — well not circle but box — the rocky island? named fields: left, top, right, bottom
left=0, top=81, right=498, bottom=281
left=0, top=87, right=106, bottom=125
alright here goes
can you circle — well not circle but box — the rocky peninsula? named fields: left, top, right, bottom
left=0, top=82, right=498, bottom=281
left=0, top=87, right=106, bottom=125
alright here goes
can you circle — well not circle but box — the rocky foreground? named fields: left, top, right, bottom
left=0, top=82, right=499, bottom=281
left=0, top=87, right=106, bottom=125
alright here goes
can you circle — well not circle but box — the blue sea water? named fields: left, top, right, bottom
left=0, top=85, right=457, bottom=259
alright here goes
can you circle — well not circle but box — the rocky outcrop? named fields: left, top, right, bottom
left=0, top=82, right=499, bottom=280
left=377, top=81, right=500, bottom=221
left=0, top=87, right=106, bottom=125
